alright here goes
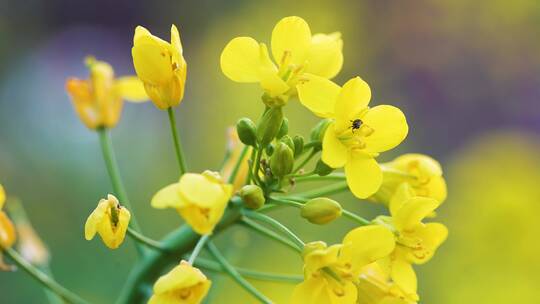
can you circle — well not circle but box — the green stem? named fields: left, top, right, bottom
left=252, top=148, right=263, bottom=185
left=167, top=107, right=187, bottom=176
left=228, top=146, right=249, bottom=183
left=292, top=181, right=349, bottom=199
left=116, top=206, right=241, bottom=304
left=294, top=172, right=345, bottom=183
left=206, top=241, right=272, bottom=304
left=188, top=235, right=210, bottom=264
left=127, top=228, right=168, bottom=252
left=97, top=127, right=144, bottom=255
left=191, top=256, right=302, bottom=284
left=240, top=218, right=301, bottom=252
left=293, top=149, right=317, bottom=173
left=3, top=248, right=89, bottom=304
left=246, top=148, right=257, bottom=184
left=270, top=197, right=371, bottom=226
left=241, top=210, right=304, bottom=249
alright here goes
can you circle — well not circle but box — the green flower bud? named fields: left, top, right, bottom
left=266, top=142, right=275, bottom=156
left=300, top=198, right=342, bottom=225
left=277, top=117, right=289, bottom=139
left=239, top=185, right=265, bottom=209
left=280, top=135, right=295, bottom=152
left=257, top=107, right=283, bottom=146
left=236, top=118, right=257, bottom=146
left=270, top=142, right=294, bottom=177
left=309, top=119, right=332, bottom=147
left=293, top=135, right=304, bottom=158
left=314, top=159, right=334, bottom=176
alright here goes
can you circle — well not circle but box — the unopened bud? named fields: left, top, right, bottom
left=270, top=142, right=294, bottom=177
left=300, top=198, right=342, bottom=225
left=236, top=118, right=257, bottom=146
left=257, top=107, right=284, bottom=146
left=239, top=185, right=265, bottom=209
left=277, top=117, right=289, bottom=139
left=315, top=160, right=334, bottom=176
left=293, top=135, right=304, bottom=158
left=280, top=135, right=295, bottom=152
left=266, top=142, right=275, bottom=156
left=309, top=119, right=332, bottom=151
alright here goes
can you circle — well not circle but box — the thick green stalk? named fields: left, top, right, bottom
left=97, top=128, right=144, bottom=255
left=116, top=206, right=241, bottom=304
left=206, top=241, right=272, bottom=304
left=167, top=108, right=187, bottom=175
left=191, top=257, right=302, bottom=283
left=3, top=248, right=89, bottom=304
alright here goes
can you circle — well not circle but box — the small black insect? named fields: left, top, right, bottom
left=350, top=119, right=363, bottom=133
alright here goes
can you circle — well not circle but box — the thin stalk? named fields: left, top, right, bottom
left=293, top=149, right=317, bottom=173
left=228, top=146, right=249, bottom=183
left=188, top=235, right=210, bottom=264
left=3, top=248, right=89, bottom=304
left=292, top=181, right=349, bottom=199
left=252, top=148, right=263, bottom=185
left=294, top=172, right=345, bottom=183
left=240, top=218, right=301, bottom=252
left=206, top=241, right=272, bottom=304
left=241, top=210, right=304, bottom=249
left=127, top=228, right=168, bottom=252
left=190, top=256, right=302, bottom=284
left=167, top=107, right=187, bottom=175
left=246, top=147, right=257, bottom=184
left=97, top=128, right=144, bottom=255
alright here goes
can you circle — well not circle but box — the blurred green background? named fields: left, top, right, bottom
left=1, top=0, right=540, bottom=303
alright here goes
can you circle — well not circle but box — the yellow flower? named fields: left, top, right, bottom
left=357, top=263, right=418, bottom=304
left=291, top=226, right=395, bottom=304
left=151, top=171, right=233, bottom=235
left=0, top=185, right=17, bottom=271
left=132, top=24, right=187, bottom=109
left=374, top=196, right=448, bottom=297
left=297, top=76, right=408, bottom=198
left=148, top=260, right=211, bottom=304
left=220, top=16, right=343, bottom=104
left=84, top=194, right=131, bottom=249
left=372, top=154, right=447, bottom=206
left=65, top=57, right=148, bottom=129
left=221, top=127, right=251, bottom=191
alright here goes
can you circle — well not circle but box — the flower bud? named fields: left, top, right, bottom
left=300, top=198, right=342, bottom=225
left=270, top=142, right=294, bottom=177
left=280, top=135, right=295, bottom=152
left=293, top=135, right=304, bottom=158
left=277, top=117, right=289, bottom=139
left=314, top=159, right=334, bottom=176
left=310, top=119, right=332, bottom=143
left=257, top=106, right=283, bottom=146
left=236, top=118, right=257, bottom=146
left=239, top=185, right=265, bottom=209
left=266, top=142, right=275, bottom=156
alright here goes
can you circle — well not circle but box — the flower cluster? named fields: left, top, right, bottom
left=1, top=15, right=447, bottom=304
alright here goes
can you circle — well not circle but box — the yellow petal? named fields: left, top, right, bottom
left=297, top=74, right=340, bottom=118
left=170, top=24, right=183, bottom=55
left=150, top=261, right=211, bottom=304
left=393, top=197, right=439, bottom=232
left=178, top=173, right=230, bottom=208
left=305, top=32, right=343, bottom=79
left=132, top=36, right=173, bottom=85
left=0, top=212, right=16, bottom=248
left=220, top=37, right=262, bottom=83
left=389, top=183, right=415, bottom=217
left=426, top=176, right=447, bottom=203
left=341, top=225, right=395, bottom=273
left=410, top=223, right=448, bottom=264
left=115, top=76, right=148, bottom=102
left=271, top=16, right=311, bottom=66
left=345, top=153, right=382, bottom=199
left=334, top=77, right=371, bottom=131
left=133, top=26, right=152, bottom=44
left=84, top=200, right=108, bottom=240
left=321, top=123, right=348, bottom=168
left=291, top=278, right=331, bottom=304
left=0, top=184, right=5, bottom=209
left=391, top=258, right=417, bottom=297
left=362, top=105, right=408, bottom=153
left=151, top=183, right=184, bottom=209
left=258, top=43, right=289, bottom=96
